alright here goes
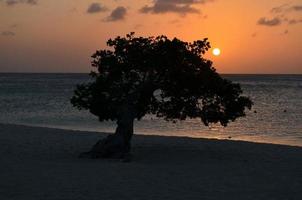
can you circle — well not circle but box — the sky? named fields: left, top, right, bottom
left=0, top=0, right=302, bottom=74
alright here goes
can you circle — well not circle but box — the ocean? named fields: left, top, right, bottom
left=0, top=73, right=301, bottom=146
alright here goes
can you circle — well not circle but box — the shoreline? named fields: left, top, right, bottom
left=3, top=122, right=302, bottom=148
left=1, top=123, right=302, bottom=200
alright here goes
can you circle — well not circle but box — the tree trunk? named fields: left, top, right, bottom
left=80, top=108, right=134, bottom=159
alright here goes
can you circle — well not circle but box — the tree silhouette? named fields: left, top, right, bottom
left=71, top=33, right=252, bottom=159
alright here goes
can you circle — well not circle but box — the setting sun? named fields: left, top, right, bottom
left=213, top=48, right=221, bottom=56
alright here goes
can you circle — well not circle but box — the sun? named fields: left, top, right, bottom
left=212, top=48, right=221, bottom=56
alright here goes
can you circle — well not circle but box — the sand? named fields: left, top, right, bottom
left=0, top=123, right=301, bottom=200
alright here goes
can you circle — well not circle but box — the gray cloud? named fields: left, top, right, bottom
left=292, top=5, right=302, bottom=11
left=87, top=3, right=107, bottom=14
left=139, top=0, right=213, bottom=15
left=288, top=19, right=302, bottom=25
left=104, top=6, right=127, bottom=22
left=271, top=4, right=290, bottom=14
left=1, top=31, right=15, bottom=36
left=271, top=4, right=302, bottom=13
left=26, top=0, right=36, bottom=5
left=4, top=0, right=37, bottom=6
left=257, top=3, right=302, bottom=27
left=140, top=4, right=199, bottom=14
left=258, top=17, right=282, bottom=26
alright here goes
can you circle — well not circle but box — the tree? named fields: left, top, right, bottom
left=71, top=32, right=252, bottom=159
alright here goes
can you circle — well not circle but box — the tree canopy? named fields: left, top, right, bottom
left=71, top=32, right=252, bottom=127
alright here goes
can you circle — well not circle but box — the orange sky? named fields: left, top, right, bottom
left=0, top=0, right=301, bottom=73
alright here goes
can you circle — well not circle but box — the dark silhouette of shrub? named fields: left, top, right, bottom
left=71, top=32, right=252, bottom=159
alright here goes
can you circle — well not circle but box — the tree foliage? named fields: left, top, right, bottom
left=71, top=32, right=252, bottom=126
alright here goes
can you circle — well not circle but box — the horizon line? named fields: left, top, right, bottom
left=0, top=72, right=301, bottom=75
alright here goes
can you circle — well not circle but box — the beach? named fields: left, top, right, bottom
left=0, top=123, right=301, bottom=200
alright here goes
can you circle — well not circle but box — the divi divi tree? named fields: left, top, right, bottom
left=71, top=33, right=252, bottom=158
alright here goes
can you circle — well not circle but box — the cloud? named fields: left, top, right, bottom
left=87, top=3, right=107, bottom=14
left=140, top=4, right=199, bottom=14
left=257, top=17, right=282, bottom=26
left=26, top=0, right=36, bottom=5
left=1, top=31, right=15, bottom=36
left=271, top=4, right=290, bottom=14
left=288, top=19, right=302, bottom=25
left=271, top=4, right=302, bottom=13
left=292, top=5, right=302, bottom=11
left=139, top=0, right=213, bottom=15
left=104, top=6, right=127, bottom=22
left=262, top=3, right=302, bottom=27
left=4, top=0, right=37, bottom=6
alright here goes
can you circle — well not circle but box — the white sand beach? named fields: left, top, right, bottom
left=0, top=123, right=301, bottom=200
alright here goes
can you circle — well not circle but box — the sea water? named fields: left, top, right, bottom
left=0, top=73, right=301, bottom=146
